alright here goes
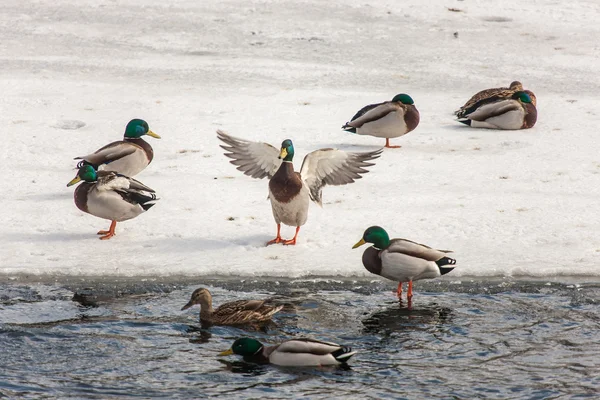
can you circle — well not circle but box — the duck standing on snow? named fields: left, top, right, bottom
left=74, top=119, right=161, bottom=177
left=181, top=288, right=283, bottom=326
left=352, top=226, right=456, bottom=303
left=217, top=130, right=382, bottom=246
left=456, top=91, right=537, bottom=130
left=342, top=93, right=420, bottom=148
left=219, top=337, right=357, bottom=366
left=454, top=81, right=537, bottom=118
left=66, top=164, right=158, bottom=240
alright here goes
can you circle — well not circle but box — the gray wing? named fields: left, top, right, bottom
left=75, top=141, right=137, bottom=166
left=344, top=102, right=399, bottom=129
left=463, top=99, right=521, bottom=121
left=217, top=130, right=281, bottom=179
left=299, top=148, right=382, bottom=206
left=388, top=238, right=452, bottom=261
left=97, top=171, right=155, bottom=193
left=275, top=338, right=342, bottom=355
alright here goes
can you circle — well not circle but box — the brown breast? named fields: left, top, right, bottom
left=362, top=246, right=382, bottom=276
left=268, top=162, right=303, bottom=203
left=404, top=105, right=420, bottom=133
left=73, top=183, right=92, bottom=214
left=125, top=137, right=153, bottom=163
left=522, top=104, right=538, bottom=129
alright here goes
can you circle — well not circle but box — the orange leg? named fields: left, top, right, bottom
left=407, top=281, right=414, bottom=300
left=385, top=138, right=401, bottom=148
left=266, top=224, right=283, bottom=246
left=283, top=227, right=301, bottom=245
left=97, top=220, right=117, bottom=240
left=396, top=282, right=403, bottom=298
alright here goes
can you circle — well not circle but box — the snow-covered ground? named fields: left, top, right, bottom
left=1, top=0, right=599, bottom=278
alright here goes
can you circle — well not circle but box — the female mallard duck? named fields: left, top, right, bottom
left=457, top=91, right=537, bottom=130
left=217, top=130, right=382, bottom=245
left=181, top=288, right=283, bottom=326
left=455, top=81, right=537, bottom=118
left=342, top=93, right=420, bottom=148
left=353, top=226, right=456, bottom=303
left=66, top=164, right=158, bottom=240
left=74, top=119, right=161, bottom=177
left=219, top=337, right=356, bottom=366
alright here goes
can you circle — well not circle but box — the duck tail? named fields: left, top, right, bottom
left=331, top=346, right=357, bottom=363
left=436, top=256, right=456, bottom=275
left=342, top=123, right=356, bottom=133
left=457, top=118, right=471, bottom=126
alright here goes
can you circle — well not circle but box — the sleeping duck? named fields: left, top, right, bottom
left=74, top=119, right=160, bottom=177
left=219, top=337, right=357, bottom=366
left=181, top=288, right=283, bottom=326
left=353, top=226, right=456, bottom=303
left=66, top=164, right=158, bottom=240
left=342, top=93, right=420, bottom=148
left=457, top=91, right=537, bottom=130
left=455, top=81, right=537, bottom=118
left=217, top=130, right=382, bottom=245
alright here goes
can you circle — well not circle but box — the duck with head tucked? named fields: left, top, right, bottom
left=67, top=164, right=158, bottom=240
left=181, top=288, right=283, bottom=326
left=74, top=119, right=161, bottom=177
left=457, top=91, right=537, bottom=130
left=342, top=93, right=420, bottom=148
left=454, top=81, right=537, bottom=119
left=219, top=337, right=357, bottom=366
left=353, top=226, right=456, bottom=304
left=217, top=130, right=382, bottom=246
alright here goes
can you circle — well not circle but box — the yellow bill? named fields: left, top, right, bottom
left=352, top=238, right=366, bottom=249
left=146, top=130, right=161, bottom=139
left=67, top=176, right=82, bottom=187
left=219, top=348, right=234, bottom=356
left=279, top=148, right=287, bottom=159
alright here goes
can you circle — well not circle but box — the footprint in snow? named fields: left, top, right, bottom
left=51, top=120, right=86, bottom=130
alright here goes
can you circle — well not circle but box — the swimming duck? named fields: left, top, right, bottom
left=455, top=81, right=537, bottom=118
left=181, top=288, right=283, bottom=326
left=457, top=91, right=537, bottom=130
left=352, top=226, right=456, bottom=303
left=342, top=93, right=420, bottom=148
left=74, top=119, right=160, bottom=177
left=66, top=164, right=158, bottom=240
left=217, top=130, right=382, bottom=245
left=219, top=337, right=357, bottom=366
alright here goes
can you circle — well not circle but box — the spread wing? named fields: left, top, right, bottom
left=343, top=101, right=398, bottom=129
left=387, top=238, right=452, bottom=261
left=463, top=99, right=521, bottom=121
left=299, top=148, right=382, bottom=206
left=75, top=141, right=137, bottom=167
left=217, top=130, right=281, bottom=179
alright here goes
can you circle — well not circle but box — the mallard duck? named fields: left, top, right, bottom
left=219, top=337, right=357, bottom=366
left=181, top=288, right=283, bottom=326
left=217, top=130, right=382, bottom=245
left=457, top=91, right=537, bottom=130
left=455, top=81, right=537, bottom=118
left=66, top=164, right=158, bottom=240
left=342, top=93, right=420, bottom=148
left=352, top=226, right=456, bottom=303
left=74, top=119, right=160, bottom=177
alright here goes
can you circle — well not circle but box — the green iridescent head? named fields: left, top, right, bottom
left=391, top=93, right=414, bottom=105
left=124, top=119, right=161, bottom=139
left=67, top=165, right=98, bottom=187
left=278, top=139, right=295, bottom=162
left=513, top=91, right=532, bottom=104
left=352, top=226, right=391, bottom=250
left=219, top=338, right=263, bottom=357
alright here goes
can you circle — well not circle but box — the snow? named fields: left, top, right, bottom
left=1, top=0, right=600, bottom=279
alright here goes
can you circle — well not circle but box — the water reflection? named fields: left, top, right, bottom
left=362, top=302, right=453, bottom=335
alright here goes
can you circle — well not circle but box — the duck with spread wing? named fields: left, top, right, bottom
left=217, top=130, right=382, bottom=245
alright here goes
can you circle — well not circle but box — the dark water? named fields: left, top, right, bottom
left=1, top=276, right=599, bottom=399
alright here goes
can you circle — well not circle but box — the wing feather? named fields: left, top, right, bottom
left=275, top=339, right=342, bottom=355
left=343, top=102, right=398, bottom=129
left=463, top=99, right=521, bottom=121
left=387, top=238, right=451, bottom=261
left=75, top=141, right=137, bottom=167
left=299, top=148, right=382, bottom=206
left=217, top=130, right=281, bottom=179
